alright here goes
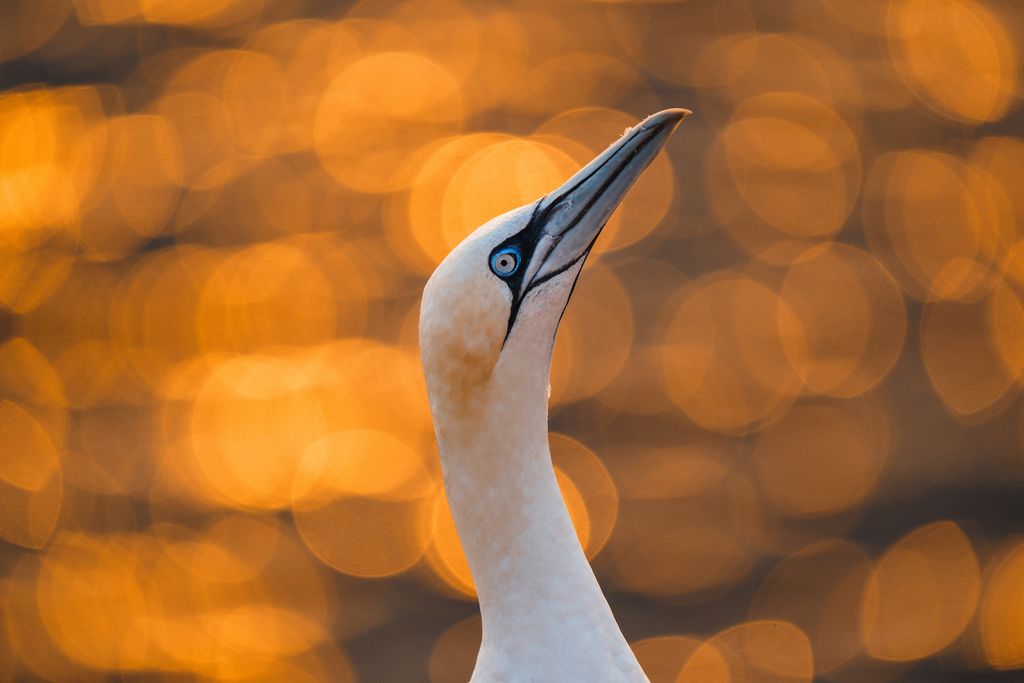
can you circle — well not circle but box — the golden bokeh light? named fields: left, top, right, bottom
left=0, top=86, right=104, bottom=247
left=550, top=432, right=618, bottom=558
left=197, top=240, right=337, bottom=354
left=864, top=149, right=1014, bottom=301
left=406, top=134, right=579, bottom=272
left=659, top=274, right=805, bottom=434
left=0, top=0, right=72, bottom=63
left=428, top=614, right=481, bottom=683
left=750, top=539, right=872, bottom=673
left=0, top=400, right=62, bottom=549
left=630, top=635, right=703, bottom=683
left=693, top=33, right=862, bottom=116
left=606, top=444, right=762, bottom=597
left=0, top=1, right=1019, bottom=679
left=707, top=93, right=861, bottom=263
left=980, top=540, right=1024, bottom=669
left=315, top=51, right=463, bottom=194
left=780, top=244, right=906, bottom=397
left=754, top=396, right=890, bottom=517
left=551, top=263, right=635, bottom=405
left=677, top=620, right=814, bottom=683
left=75, top=114, right=183, bottom=260
left=292, top=430, right=435, bottom=578
left=921, top=278, right=1023, bottom=419
left=862, top=521, right=981, bottom=661
left=888, top=0, right=1018, bottom=123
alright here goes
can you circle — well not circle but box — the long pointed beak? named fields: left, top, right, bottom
left=517, top=108, right=690, bottom=297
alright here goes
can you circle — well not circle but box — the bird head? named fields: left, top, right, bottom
left=420, top=109, right=689, bottom=412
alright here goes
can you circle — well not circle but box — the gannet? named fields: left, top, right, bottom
left=419, top=109, right=689, bottom=682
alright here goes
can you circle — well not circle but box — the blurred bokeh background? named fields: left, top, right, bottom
left=1, top=0, right=1023, bottom=680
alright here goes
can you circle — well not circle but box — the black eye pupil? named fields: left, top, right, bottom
left=492, top=249, right=519, bottom=276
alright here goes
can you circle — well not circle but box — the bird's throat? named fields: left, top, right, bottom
left=430, top=353, right=646, bottom=680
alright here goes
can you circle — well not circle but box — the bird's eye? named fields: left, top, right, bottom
left=490, top=246, right=521, bottom=277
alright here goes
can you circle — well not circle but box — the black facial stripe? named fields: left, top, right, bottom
left=498, top=200, right=546, bottom=344
left=493, top=121, right=667, bottom=345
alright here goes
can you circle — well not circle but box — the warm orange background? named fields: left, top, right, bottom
left=1, top=0, right=1023, bottom=681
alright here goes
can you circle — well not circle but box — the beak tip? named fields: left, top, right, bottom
left=641, top=107, right=693, bottom=132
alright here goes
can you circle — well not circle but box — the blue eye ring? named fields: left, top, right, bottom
left=490, top=246, right=521, bottom=277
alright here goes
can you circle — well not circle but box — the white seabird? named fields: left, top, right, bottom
left=419, top=108, right=689, bottom=682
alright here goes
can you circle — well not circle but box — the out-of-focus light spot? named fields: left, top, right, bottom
left=183, top=158, right=314, bottom=243
left=678, top=620, right=814, bottom=683
left=109, top=245, right=219, bottom=390
left=456, top=11, right=530, bottom=114
left=143, top=0, right=265, bottom=27
left=314, top=51, right=463, bottom=194
left=971, top=137, right=1024, bottom=247
left=888, top=0, right=1017, bottom=123
left=550, top=433, right=618, bottom=558
left=313, top=340, right=434, bottom=440
left=221, top=49, right=287, bottom=155
left=0, top=400, right=62, bottom=549
left=751, top=539, right=872, bottom=673
left=167, top=340, right=433, bottom=508
left=426, top=489, right=475, bottom=599
left=75, top=114, right=183, bottom=260
left=185, top=353, right=328, bottom=509
left=980, top=541, right=1024, bottom=669
left=754, top=396, right=890, bottom=517
left=552, top=264, right=634, bottom=405
left=0, top=0, right=72, bottom=62
left=659, top=274, right=805, bottom=434
left=921, top=278, right=1021, bottom=419
left=535, top=107, right=676, bottom=253
left=246, top=20, right=361, bottom=154
left=4, top=555, right=84, bottom=680
left=694, top=33, right=861, bottom=114
left=819, top=0, right=888, bottom=35
left=606, top=445, right=761, bottom=597
left=242, top=646, right=359, bottom=683
left=862, top=521, right=981, bottom=661
left=408, top=135, right=578, bottom=271
left=0, top=243, right=73, bottom=314
left=617, top=0, right=755, bottom=87
left=292, top=430, right=435, bottom=578
left=17, top=264, right=140, bottom=408
left=510, top=52, right=640, bottom=115
left=613, top=445, right=731, bottom=501
left=989, top=281, right=1024, bottom=387
left=398, top=132, right=509, bottom=273
left=780, top=244, right=906, bottom=397
left=0, top=87, right=104, bottom=247
left=143, top=517, right=331, bottom=679
left=72, top=0, right=144, bottom=24
left=150, top=91, right=238, bottom=190
left=36, top=532, right=153, bottom=671
left=74, top=0, right=265, bottom=27
left=429, top=615, right=481, bottom=683
left=197, top=241, right=337, bottom=354
left=0, top=337, right=68, bottom=442
left=373, top=0, right=481, bottom=85
left=864, top=150, right=1014, bottom=301
left=630, top=635, right=702, bottom=683
left=707, top=93, right=861, bottom=263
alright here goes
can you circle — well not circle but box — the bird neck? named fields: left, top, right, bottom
left=430, top=350, right=644, bottom=679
